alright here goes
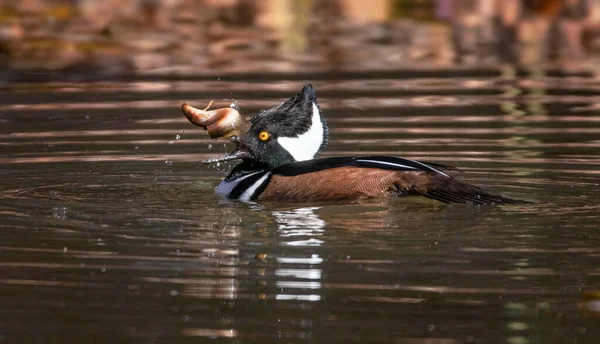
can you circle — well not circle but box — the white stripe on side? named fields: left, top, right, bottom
left=355, top=159, right=417, bottom=171
left=216, top=171, right=262, bottom=197
left=239, top=173, right=271, bottom=201
left=278, top=102, right=324, bottom=162
left=409, top=160, right=449, bottom=177
left=355, top=159, right=449, bottom=177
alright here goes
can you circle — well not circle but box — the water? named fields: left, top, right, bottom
left=1, top=69, right=600, bottom=343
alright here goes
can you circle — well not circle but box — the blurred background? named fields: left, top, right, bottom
left=1, top=0, right=600, bottom=78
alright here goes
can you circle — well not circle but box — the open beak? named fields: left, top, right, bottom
left=202, top=135, right=252, bottom=164
left=202, top=145, right=252, bottom=164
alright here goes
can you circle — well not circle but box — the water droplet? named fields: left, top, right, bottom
left=208, top=144, right=213, bottom=149
left=85, top=115, right=90, bottom=120
left=63, top=247, right=68, bottom=253
left=134, top=146, right=139, bottom=149
left=165, top=160, right=172, bottom=166
left=175, top=134, right=181, bottom=140
left=52, top=206, right=67, bottom=219
left=168, top=140, right=174, bottom=144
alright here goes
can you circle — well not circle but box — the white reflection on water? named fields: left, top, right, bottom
left=274, top=207, right=325, bottom=246
left=275, top=268, right=322, bottom=280
left=283, top=238, right=324, bottom=246
left=276, top=255, right=323, bottom=264
left=182, top=328, right=238, bottom=338
left=273, top=207, right=325, bottom=238
left=272, top=207, right=326, bottom=302
left=275, top=294, right=321, bottom=301
left=276, top=281, right=322, bottom=289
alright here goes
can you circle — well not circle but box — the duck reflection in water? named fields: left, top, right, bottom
left=273, top=207, right=325, bottom=245
left=272, top=208, right=324, bottom=315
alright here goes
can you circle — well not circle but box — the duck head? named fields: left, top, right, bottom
left=203, top=84, right=329, bottom=169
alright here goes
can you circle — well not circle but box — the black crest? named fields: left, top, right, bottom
left=249, top=84, right=329, bottom=154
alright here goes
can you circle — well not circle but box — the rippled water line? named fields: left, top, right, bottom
left=359, top=266, right=558, bottom=276
left=336, top=128, right=600, bottom=134
left=69, top=87, right=512, bottom=102
left=0, top=77, right=540, bottom=92
left=0, top=262, right=204, bottom=272
left=339, top=116, right=600, bottom=123
left=6, top=139, right=600, bottom=151
left=5, top=126, right=600, bottom=140
left=319, top=283, right=566, bottom=296
left=5, top=129, right=187, bottom=138
left=1, top=139, right=217, bottom=146
left=335, top=138, right=600, bottom=145
left=0, top=154, right=202, bottom=163
left=0, top=245, right=236, bottom=260
left=0, top=279, right=113, bottom=288
left=0, top=246, right=118, bottom=255
left=2, top=94, right=600, bottom=111
left=2, top=79, right=503, bottom=92
left=3, top=154, right=600, bottom=168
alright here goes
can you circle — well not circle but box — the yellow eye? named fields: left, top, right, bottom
left=258, top=131, right=270, bottom=141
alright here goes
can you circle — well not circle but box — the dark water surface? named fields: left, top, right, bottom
left=1, top=70, right=600, bottom=343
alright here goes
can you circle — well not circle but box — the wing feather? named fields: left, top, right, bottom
left=396, top=172, right=525, bottom=205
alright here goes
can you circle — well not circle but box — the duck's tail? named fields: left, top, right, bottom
left=395, top=172, right=530, bottom=205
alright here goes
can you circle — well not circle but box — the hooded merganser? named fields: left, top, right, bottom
left=183, top=85, right=524, bottom=204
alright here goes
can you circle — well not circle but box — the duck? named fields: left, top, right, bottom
left=182, top=85, right=525, bottom=204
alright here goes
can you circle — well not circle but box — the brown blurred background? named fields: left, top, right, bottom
left=1, top=0, right=599, bottom=76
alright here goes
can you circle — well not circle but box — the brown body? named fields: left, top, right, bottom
left=259, top=167, right=399, bottom=201
left=257, top=167, right=516, bottom=204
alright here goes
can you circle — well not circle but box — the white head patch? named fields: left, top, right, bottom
left=278, top=102, right=324, bottom=162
